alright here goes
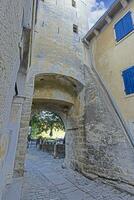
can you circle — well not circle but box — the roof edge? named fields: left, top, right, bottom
left=82, top=0, right=130, bottom=44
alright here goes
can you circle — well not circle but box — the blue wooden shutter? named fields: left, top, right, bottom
left=122, top=66, right=134, bottom=95
left=122, top=11, right=133, bottom=36
left=114, top=19, right=124, bottom=42
left=114, top=11, right=134, bottom=42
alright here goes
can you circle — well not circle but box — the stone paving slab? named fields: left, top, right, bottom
left=2, top=177, right=23, bottom=200
left=21, top=147, right=134, bottom=200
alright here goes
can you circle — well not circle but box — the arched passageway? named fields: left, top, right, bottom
left=13, top=0, right=134, bottom=191
left=14, top=72, right=86, bottom=177
left=14, top=0, right=86, bottom=179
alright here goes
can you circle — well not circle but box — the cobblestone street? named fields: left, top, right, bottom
left=21, top=147, right=134, bottom=200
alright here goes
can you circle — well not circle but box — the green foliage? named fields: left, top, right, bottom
left=30, top=111, right=65, bottom=138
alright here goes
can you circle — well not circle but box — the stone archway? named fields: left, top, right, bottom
left=14, top=71, right=86, bottom=176
left=14, top=64, right=134, bottom=186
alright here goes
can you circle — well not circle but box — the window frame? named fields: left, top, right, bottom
left=72, top=0, right=76, bottom=8
left=114, top=10, right=134, bottom=43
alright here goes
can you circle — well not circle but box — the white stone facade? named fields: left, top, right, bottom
left=0, top=0, right=35, bottom=199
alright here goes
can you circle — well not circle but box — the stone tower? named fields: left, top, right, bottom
left=31, top=0, right=90, bottom=83
left=14, top=0, right=90, bottom=175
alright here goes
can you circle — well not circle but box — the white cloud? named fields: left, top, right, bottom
left=88, top=0, right=107, bottom=29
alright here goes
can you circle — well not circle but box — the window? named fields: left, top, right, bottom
left=72, top=0, right=76, bottom=8
left=114, top=11, right=134, bottom=42
left=73, top=24, right=78, bottom=33
left=122, top=66, right=134, bottom=95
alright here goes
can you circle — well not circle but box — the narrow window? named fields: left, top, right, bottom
left=122, top=66, right=134, bottom=95
left=73, top=24, right=78, bottom=33
left=15, top=82, right=18, bottom=96
left=72, top=0, right=76, bottom=8
left=114, top=11, right=134, bottom=42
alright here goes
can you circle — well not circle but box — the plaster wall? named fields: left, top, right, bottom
left=83, top=64, right=134, bottom=185
left=82, top=1, right=134, bottom=183
left=89, top=1, right=134, bottom=122
left=0, top=0, right=34, bottom=199
left=29, top=0, right=90, bottom=84
left=5, top=97, right=24, bottom=184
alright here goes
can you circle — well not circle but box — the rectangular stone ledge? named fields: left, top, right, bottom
left=21, top=116, right=31, bottom=121
left=18, top=138, right=27, bottom=143
left=13, top=96, right=26, bottom=104
left=18, top=132, right=27, bottom=137
left=22, top=102, right=32, bottom=108
left=22, top=103, right=31, bottom=110
left=20, top=121, right=29, bottom=127
left=20, top=121, right=29, bottom=126
left=17, top=151, right=27, bottom=157
left=18, top=145, right=27, bottom=151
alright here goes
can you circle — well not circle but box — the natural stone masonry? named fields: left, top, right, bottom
left=14, top=97, right=33, bottom=177
left=21, top=147, right=134, bottom=200
left=14, top=0, right=134, bottom=188
left=84, top=65, right=134, bottom=185
left=14, top=0, right=89, bottom=178
left=6, top=96, right=24, bottom=184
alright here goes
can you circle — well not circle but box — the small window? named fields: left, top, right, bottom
left=114, top=11, right=134, bottom=42
left=72, top=0, right=76, bottom=8
left=122, top=66, right=134, bottom=95
left=73, top=24, right=78, bottom=33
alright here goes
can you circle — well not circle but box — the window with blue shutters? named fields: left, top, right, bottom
left=114, top=11, right=134, bottom=42
left=122, top=66, right=134, bottom=95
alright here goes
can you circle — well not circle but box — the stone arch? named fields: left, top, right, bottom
left=14, top=70, right=86, bottom=176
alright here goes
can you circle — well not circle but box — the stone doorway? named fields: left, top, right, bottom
left=14, top=73, right=85, bottom=177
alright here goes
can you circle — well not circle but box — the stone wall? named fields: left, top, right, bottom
left=14, top=97, right=33, bottom=177
left=14, top=0, right=90, bottom=177
left=83, top=65, right=134, bottom=185
left=0, top=0, right=34, bottom=199
left=12, top=0, right=134, bottom=188
left=30, top=0, right=90, bottom=85
left=87, top=1, right=134, bottom=123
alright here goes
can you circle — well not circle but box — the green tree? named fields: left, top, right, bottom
left=41, top=111, right=65, bottom=136
left=30, top=111, right=65, bottom=137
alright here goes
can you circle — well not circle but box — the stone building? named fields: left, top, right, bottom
left=14, top=0, right=90, bottom=177
left=82, top=0, right=134, bottom=184
left=1, top=0, right=134, bottom=199
left=0, top=0, right=37, bottom=199
left=83, top=0, right=134, bottom=140
left=14, top=0, right=134, bottom=188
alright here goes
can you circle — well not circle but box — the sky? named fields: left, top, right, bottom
left=88, top=0, right=115, bottom=29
